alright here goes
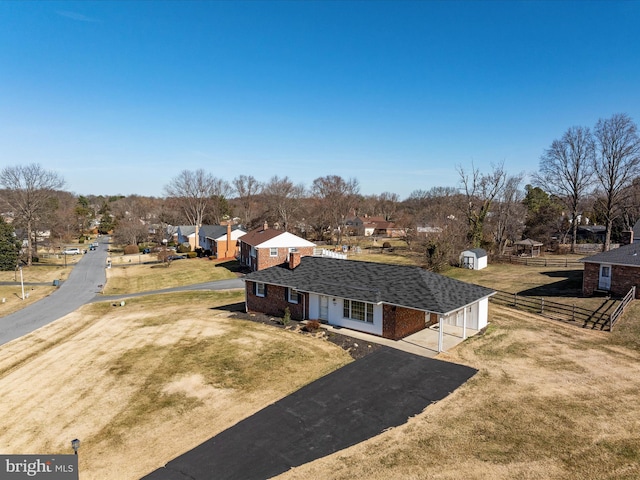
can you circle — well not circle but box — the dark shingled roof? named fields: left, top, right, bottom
left=199, top=224, right=243, bottom=240
left=580, top=243, right=640, bottom=267
left=245, top=257, right=495, bottom=315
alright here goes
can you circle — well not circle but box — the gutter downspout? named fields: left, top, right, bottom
left=438, top=316, right=444, bottom=353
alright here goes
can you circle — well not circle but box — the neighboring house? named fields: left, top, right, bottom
left=347, top=216, right=404, bottom=237
left=577, top=225, right=606, bottom=244
left=244, top=255, right=495, bottom=348
left=176, top=226, right=197, bottom=250
left=460, top=248, right=487, bottom=270
left=632, top=219, right=640, bottom=244
left=417, top=225, right=443, bottom=236
left=238, top=223, right=316, bottom=271
left=198, top=224, right=246, bottom=259
left=581, top=242, right=640, bottom=299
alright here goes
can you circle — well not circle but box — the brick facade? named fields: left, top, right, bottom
left=239, top=244, right=315, bottom=271
left=382, top=304, right=425, bottom=340
left=256, top=246, right=315, bottom=271
left=583, top=262, right=640, bottom=299
left=245, top=281, right=307, bottom=319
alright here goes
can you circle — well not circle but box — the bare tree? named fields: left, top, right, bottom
left=457, top=163, right=507, bottom=248
left=592, top=113, right=640, bottom=251
left=232, top=175, right=263, bottom=229
left=310, top=175, right=360, bottom=244
left=535, top=126, right=595, bottom=252
left=491, top=173, right=525, bottom=254
left=164, top=169, right=230, bottom=227
left=0, top=164, right=65, bottom=265
left=262, top=175, right=305, bottom=232
left=375, top=192, right=399, bottom=220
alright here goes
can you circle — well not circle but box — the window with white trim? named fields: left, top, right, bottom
left=256, top=282, right=266, bottom=297
left=288, top=288, right=299, bottom=304
left=343, top=299, right=374, bottom=323
left=269, top=247, right=278, bottom=257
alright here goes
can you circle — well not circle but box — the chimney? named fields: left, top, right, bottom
left=289, top=251, right=301, bottom=269
left=263, top=221, right=268, bottom=231
left=621, top=230, right=634, bottom=246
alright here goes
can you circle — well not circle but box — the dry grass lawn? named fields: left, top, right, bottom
left=103, top=258, right=237, bottom=294
left=4, top=244, right=640, bottom=479
left=0, top=290, right=352, bottom=479
left=276, top=304, right=640, bottom=480
left=0, top=265, right=72, bottom=316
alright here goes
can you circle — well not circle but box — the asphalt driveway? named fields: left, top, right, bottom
left=142, top=347, right=477, bottom=480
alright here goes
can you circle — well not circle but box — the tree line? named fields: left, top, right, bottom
left=1, top=112, right=639, bottom=270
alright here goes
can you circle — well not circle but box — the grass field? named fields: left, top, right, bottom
left=277, top=304, right=640, bottom=480
left=103, top=258, right=238, bottom=294
left=3, top=244, right=640, bottom=478
left=0, top=291, right=352, bottom=479
left=0, top=265, right=72, bottom=316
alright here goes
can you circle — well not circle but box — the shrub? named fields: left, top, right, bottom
left=177, top=243, right=191, bottom=253
left=304, top=320, right=321, bottom=332
left=123, top=245, right=138, bottom=255
left=382, top=241, right=392, bottom=249
left=187, top=252, right=197, bottom=258
left=282, top=307, right=291, bottom=326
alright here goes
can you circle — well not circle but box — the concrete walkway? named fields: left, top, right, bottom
left=321, top=322, right=479, bottom=358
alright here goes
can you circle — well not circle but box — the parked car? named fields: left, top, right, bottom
left=89, top=245, right=96, bottom=251
left=167, top=254, right=186, bottom=260
left=63, top=248, right=81, bottom=255
left=142, top=248, right=151, bottom=254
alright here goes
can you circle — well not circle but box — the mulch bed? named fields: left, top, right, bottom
left=230, top=311, right=383, bottom=360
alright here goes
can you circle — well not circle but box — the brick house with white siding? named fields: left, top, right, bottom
left=238, top=223, right=316, bottom=272
left=581, top=242, right=640, bottom=299
left=244, top=255, right=495, bottom=341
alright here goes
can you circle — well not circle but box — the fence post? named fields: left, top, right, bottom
left=540, top=298, right=544, bottom=314
left=572, top=304, right=575, bottom=322
left=514, top=292, right=517, bottom=307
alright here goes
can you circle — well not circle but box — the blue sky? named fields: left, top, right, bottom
left=1, top=1, right=639, bottom=200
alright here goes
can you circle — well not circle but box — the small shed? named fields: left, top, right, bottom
left=514, top=238, right=543, bottom=257
left=460, top=248, right=488, bottom=270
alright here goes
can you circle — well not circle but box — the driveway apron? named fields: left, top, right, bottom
left=142, top=347, right=477, bottom=480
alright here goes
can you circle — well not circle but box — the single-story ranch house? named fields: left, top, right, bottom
left=244, top=255, right=495, bottom=350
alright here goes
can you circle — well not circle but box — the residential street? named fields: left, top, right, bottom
left=0, top=239, right=108, bottom=346
left=0, top=239, right=245, bottom=346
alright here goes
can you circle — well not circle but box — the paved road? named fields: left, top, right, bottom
left=142, top=347, right=477, bottom=480
left=0, top=239, right=109, bottom=346
left=0, top=240, right=245, bottom=346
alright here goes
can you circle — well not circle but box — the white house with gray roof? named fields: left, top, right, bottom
left=244, top=255, right=495, bottom=350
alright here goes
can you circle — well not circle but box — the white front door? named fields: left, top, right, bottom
left=599, top=264, right=611, bottom=290
left=319, top=295, right=329, bottom=321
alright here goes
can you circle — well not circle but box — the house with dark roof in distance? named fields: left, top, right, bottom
left=176, top=225, right=198, bottom=249
left=244, top=255, right=495, bottom=350
left=238, top=222, right=316, bottom=272
left=198, top=223, right=246, bottom=259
